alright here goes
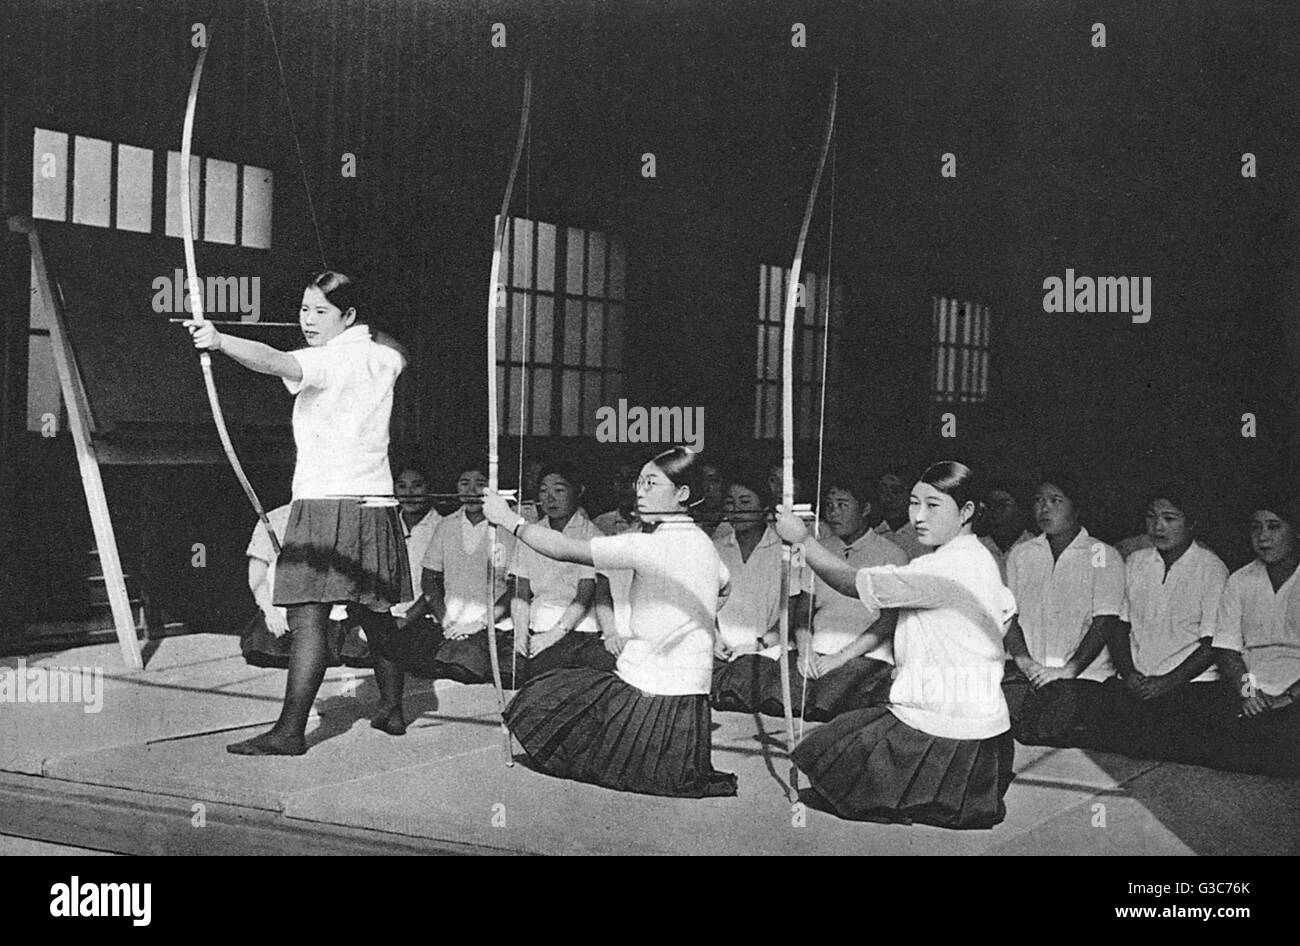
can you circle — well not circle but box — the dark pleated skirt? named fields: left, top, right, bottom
left=1232, top=702, right=1300, bottom=777
left=519, top=632, right=617, bottom=684
left=240, top=612, right=346, bottom=669
left=504, top=667, right=738, bottom=798
left=1006, top=671, right=1299, bottom=776
left=712, top=654, right=780, bottom=715
left=382, top=616, right=446, bottom=678
left=1088, top=678, right=1250, bottom=770
left=1143, top=683, right=1241, bottom=769
left=1008, top=677, right=1107, bottom=747
left=791, top=705, right=1015, bottom=829
left=1001, top=661, right=1032, bottom=726
left=712, top=653, right=893, bottom=722
left=273, top=499, right=412, bottom=611
left=433, top=629, right=519, bottom=688
left=804, top=656, right=895, bottom=722
left=338, top=623, right=373, bottom=668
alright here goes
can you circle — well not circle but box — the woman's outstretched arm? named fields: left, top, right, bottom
left=800, top=538, right=862, bottom=598
left=482, top=492, right=595, bottom=566
left=773, top=511, right=868, bottom=598
left=186, top=321, right=302, bottom=381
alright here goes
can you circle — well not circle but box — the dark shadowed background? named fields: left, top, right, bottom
left=2, top=0, right=1296, bottom=636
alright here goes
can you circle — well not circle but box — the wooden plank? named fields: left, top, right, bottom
left=94, top=440, right=292, bottom=466
left=0, top=770, right=519, bottom=857
left=8, top=215, right=141, bottom=669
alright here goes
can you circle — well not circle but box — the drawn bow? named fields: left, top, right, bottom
left=485, top=65, right=535, bottom=766
left=180, top=39, right=280, bottom=553
left=777, top=72, right=838, bottom=790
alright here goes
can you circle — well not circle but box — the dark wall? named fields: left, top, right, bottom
left=3, top=0, right=1299, bottom=630
left=783, top=1, right=1297, bottom=564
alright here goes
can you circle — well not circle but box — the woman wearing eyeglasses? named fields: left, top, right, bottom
left=481, top=447, right=738, bottom=798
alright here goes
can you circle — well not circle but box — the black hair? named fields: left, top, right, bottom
left=306, top=270, right=364, bottom=321
left=1144, top=482, right=1206, bottom=531
left=536, top=458, right=587, bottom=496
left=451, top=453, right=490, bottom=483
left=651, top=447, right=705, bottom=508
left=726, top=465, right=774, bottom=510
left=822, top=468, right=878, bottom=512
left=392, top=455, right=429, bottom=479
left=1249, top=493, right=1300, bottom=531
left=1033, top=471, right=1087, bottom=517
left=987, top=476, right=1030, bottom=511
left=919, top=460, right=985, bottom=531
left=611, top=459, right=640, bottom=481
left=766, top=460, right=810, bottom=505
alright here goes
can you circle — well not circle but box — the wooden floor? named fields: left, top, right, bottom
left=2, top=635, right=1298, bottom=856
left=0, top=770, right=506, bottom=856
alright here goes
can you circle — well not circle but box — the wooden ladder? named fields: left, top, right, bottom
left=9, top=215, right=142, bottom=668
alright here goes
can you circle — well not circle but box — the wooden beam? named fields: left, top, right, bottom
left=8, top=215, right=142, bottom=669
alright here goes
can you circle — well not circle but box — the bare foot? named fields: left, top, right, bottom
left=226, top=731, right=307, bottom=756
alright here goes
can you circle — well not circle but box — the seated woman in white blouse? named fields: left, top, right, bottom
left=392, top=460, right=443, bottom=624
left=1093, top=486, right=1233, bottom=765
left=1211, top=496, right=1300, bottom=776
left=979, top=478, right=1035, bottom=581
left=715, top=470, right=903, bottom=722
left=710, top=467, right=797, bottom=714
left=369, top=460, right=443, bottom=672
left=1002, top=473, right=1124, bottom=746
left=510, top=460, right=613, bottom=682
left=240, top=504, right=349, bottom=670
left=399, top=457, right=515, bottom=686
left=776, top=461, right=1016, bottom=830
left=694, top=459, right=729, bottom=539
left=484, top=447, right=737, bottom=798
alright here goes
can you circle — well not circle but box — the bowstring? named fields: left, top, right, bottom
left=510, top=109, right=533, bottom=692
left=798, top=134, right=836, bottom=740
left=263, top=0, right=327, bottom=270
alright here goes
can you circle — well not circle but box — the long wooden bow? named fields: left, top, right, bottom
left=180, top=39, right=281, bottom=554
left=486, top=65, right=535, bottom=766
left=778, top=71, right=838, bottom=789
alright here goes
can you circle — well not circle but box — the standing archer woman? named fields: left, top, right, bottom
left=186, top=271, right=412, bottom=755
left=482, top=447, right=738, bottom=798
left=774, top=461, right=1017, bottom=829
